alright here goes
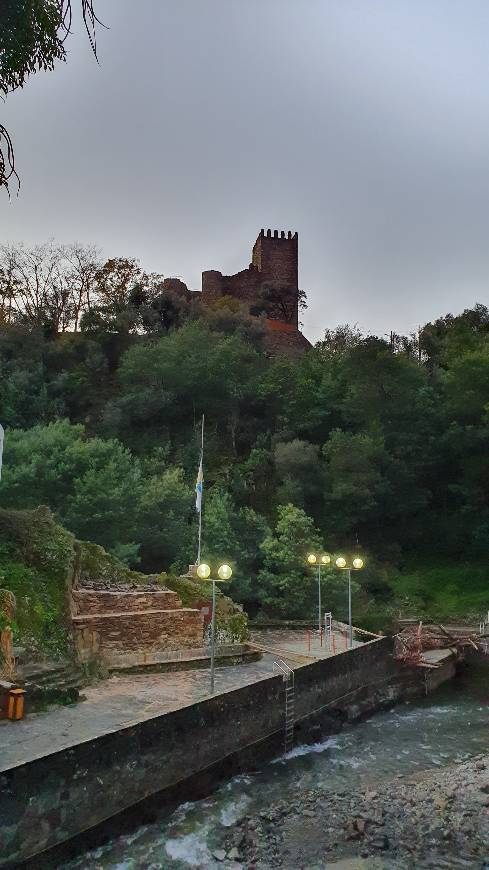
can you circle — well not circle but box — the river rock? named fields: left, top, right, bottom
left=355, top=818, right=367, bottom=834
left=212, top=849, right=227, bottom=861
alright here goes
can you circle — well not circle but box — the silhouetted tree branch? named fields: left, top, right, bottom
left=0, top=1, right=104, bottom=193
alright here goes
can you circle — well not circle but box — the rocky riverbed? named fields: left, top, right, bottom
left=218, top=753, right=489, bottom=869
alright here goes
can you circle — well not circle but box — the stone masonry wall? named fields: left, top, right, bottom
left=72, top=609, right=204, bottom=665
left=72, top=589, right=182, bottom=615
left=252, top=229, right=298, bottom=288
left=202, top=230, right=299, bottom=326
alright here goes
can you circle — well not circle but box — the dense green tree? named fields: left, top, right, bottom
left=274, top=439, right=323, bottom=514
left=0, top=420, right=141, bottom=552
left=258, top=504, right=323, bottom=617
left=201, top=488, right=270, bottom=608
left=1, top=284, right=489, bottom=621
left=443, top=341, right=489, bottom=424
left=137, top=467, right=194, bottom=572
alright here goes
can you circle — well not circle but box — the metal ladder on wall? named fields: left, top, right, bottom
left=479, top=611, right=489, bottom=655
left=273, top=659, right=295, bottom=755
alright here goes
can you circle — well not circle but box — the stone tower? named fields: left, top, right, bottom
left=251, top=229, right=298, bottom=290
left=202, top=229, right=299, bottom=327
left=200, top=229, right=309, bottom=356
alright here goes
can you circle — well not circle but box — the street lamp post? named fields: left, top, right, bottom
left=307, top=553, right=331, bottom=633
left=196, top=562, right=233, bottom=694
left=334, top=556, right=364, bottom=648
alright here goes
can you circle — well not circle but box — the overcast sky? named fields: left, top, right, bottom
left=3, top=0, right=489, bottom=342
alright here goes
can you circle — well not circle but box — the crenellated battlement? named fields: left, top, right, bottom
left=259, top=228, right=298, bottom=240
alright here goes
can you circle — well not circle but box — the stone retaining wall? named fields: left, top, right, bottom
left=72, top=609, right=204, bottom=665
left=72, top=589, right=182, bottom=615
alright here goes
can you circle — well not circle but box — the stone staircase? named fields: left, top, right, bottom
left=72, top=584, right=204, bottom=669
left=19, top=660, right=84, bottom=708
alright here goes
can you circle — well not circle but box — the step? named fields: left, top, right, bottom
left=72, top=607, right=201, bottom=622
left=73, top=589, right=182, bottom=616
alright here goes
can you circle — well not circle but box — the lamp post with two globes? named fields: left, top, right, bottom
left=334, top=556, right=364, bottom=649
left=196, top=562, right=233, bottom=694
left=306, top=552, right=331, bottom=633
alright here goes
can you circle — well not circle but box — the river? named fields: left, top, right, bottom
left=63, top=666, right=488, bottom=869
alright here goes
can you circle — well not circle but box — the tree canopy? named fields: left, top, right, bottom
left=1, top=243, right=488, bottom=623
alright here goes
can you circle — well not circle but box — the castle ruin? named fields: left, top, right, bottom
left=165, top=230, right=311, bottom=356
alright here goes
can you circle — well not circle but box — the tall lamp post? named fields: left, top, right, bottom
left=306, top=553, right=331, bottom=632
left=334, top=556, right=364, bottom=648
left=196, top=562, right=233, bottom=694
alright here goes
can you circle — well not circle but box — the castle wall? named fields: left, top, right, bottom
left=201, top=229, right=308, bottom=351
left=252, top=229, right=298, bottom=288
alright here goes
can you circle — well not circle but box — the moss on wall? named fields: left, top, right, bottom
left=77, top=541, right=147, bottom=586
left=160, top=572, right=248, bottom=642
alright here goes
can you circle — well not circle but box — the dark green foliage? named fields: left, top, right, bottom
left=390, top=560, right=489, bottom=621
left=0, top=1, right=65, bottom=98
left=1, top=297, right=489, bottom=622
left=153, top=573, right=248, bottom=641
left=0, top=507, right=74, bottom=657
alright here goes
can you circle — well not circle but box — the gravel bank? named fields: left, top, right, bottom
left=217, top=753, right=489, bottom=869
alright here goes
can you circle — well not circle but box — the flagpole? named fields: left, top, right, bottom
left=196, top=415, right=204, bottom=565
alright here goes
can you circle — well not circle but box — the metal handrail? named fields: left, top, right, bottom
left=273, top=658, right=294, bottom=680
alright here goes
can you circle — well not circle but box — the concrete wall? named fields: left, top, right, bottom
left=0, top=638, right=400, bottom=866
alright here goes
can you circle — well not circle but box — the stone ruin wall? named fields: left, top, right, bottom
left=202, top=230, right=303, bottom=332
left=71, top=588, right=204, bottom=668
left=160, top=230, right=310, bottom=355
left=72, top=588, right=181, bottom=615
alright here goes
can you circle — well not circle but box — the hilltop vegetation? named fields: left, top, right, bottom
left=1, top=243, right=489, bottom=625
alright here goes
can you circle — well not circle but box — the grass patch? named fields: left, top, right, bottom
left=390, top=560, right=489, bottom=621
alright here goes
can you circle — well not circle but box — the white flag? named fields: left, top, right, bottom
left=195, top=456, right=203, bottom=513
left=0, top=424, right=4, bottom=482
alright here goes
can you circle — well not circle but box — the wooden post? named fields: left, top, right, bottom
left=0, top=626, right=14, bottom=681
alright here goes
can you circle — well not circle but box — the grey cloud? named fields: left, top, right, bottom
left=2, top=0, right=489, bottom=341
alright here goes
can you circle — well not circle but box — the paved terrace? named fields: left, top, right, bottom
left=0, top=628, right=360, bottom=772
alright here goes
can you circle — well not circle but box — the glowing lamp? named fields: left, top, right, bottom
left=335, top=557, right=347, bottom=569
left=197, top=563, right=211, bottom=579
left=307, top=553, right=317, bottom=565
left=352, top=557, right=364, bottom=570
left=217, top=564, right=232, bottom=581
left=321, top=554, right=331, bottom=565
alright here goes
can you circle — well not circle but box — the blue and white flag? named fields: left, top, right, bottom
left=195, top=456, right=203, bottom=513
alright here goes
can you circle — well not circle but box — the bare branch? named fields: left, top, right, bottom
left=1, top=1, right=105, bottom=193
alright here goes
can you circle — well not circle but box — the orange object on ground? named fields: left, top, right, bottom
left=6, top=688, right=25, bottom=720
